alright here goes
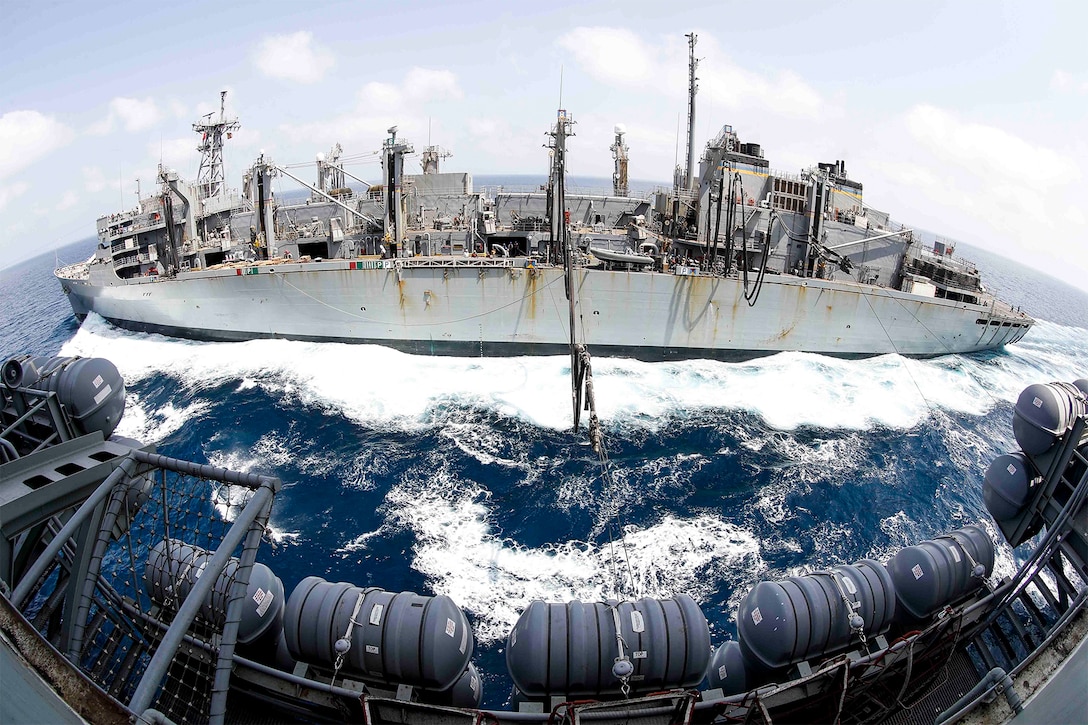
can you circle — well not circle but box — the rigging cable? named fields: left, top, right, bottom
left=744, top=209, right=775, bottom=307
left=732, top=174, right=772, bottom=306
left=573, top=344, right=640, bottom=600
left=859, top=291, right=934, bottom=411
left=867, top=287, right=1007, bottom=410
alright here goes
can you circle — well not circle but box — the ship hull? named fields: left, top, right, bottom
left=58, top=259, right=1031, bottom=360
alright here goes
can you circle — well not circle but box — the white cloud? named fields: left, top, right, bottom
left=279, top=68, right=464, bottom=151
left=557, top=28, right=827, bottom=121
left=1050, top=69, right=1088, bottom=94
left=861, top=104, right=1085, bottom=279
left=168, top=98, right=188, bottom=118
left=152, top=137, right=199, bottom=177
left=114, top=97, right=164, bottom=131
left=278, top=112, right=399, bottom=151
left=90, top=97, right=164, bottom=134
left=358, top=81, right=404, bottom=110
left=904, top=104, right=1079, bottom=187
left=358, top=68, right=464, bottom=111
left=704, top=66, right=826, bottom=120
left=403, top=68, right=463, bottom=102
left=557, top=28, right=655, bottom=88
left=0, top=181, right=29, bottom=210
left=0, top=110, right=75, bottom=179
left=252, top=31, right=335, bottom=83
left=83, top=166, right=118, bottom=194
left=56, top=190, right=79, bottom=211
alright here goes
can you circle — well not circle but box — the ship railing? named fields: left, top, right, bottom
left=0, top=385, right=77, bottom=457
left=690, top=603, right=982, bottom=723
left=97, top=208, right=142, bottom=226
left=102, top=217, right=179, bottom=243
left=9, top=448, right=281, bottom=725
left=115, top=254, right=142, bottom=270
left=55, top=260, right=90, bottom=280
left=113, top=253, right=152, bottom=270
left=766, top=168, right=805, bottom=183
left=393, top=256, right=519, bottom=269
left=486, top=184, right=653, bottom=200
left=651, top=186, right=700, bottom=204
left=911, top=246, right=978, bottom=274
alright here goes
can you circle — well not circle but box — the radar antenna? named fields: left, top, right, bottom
left=610, top=125, right=629, bottom=197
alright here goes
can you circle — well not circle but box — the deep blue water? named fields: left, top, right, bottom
left=2, top=235, right=1086, bottom=708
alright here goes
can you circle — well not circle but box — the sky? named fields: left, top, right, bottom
left=1, top=0, right=1086, bottom=291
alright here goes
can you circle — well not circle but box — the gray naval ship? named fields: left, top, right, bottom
left=2, top=352, right=1086, bottom=724
left=55, top=37, right=1032, bottom=361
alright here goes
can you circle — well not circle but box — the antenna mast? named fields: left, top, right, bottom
left=193, top=90, right=240, bottom=200
left=684, top=32, right=699, bottom=191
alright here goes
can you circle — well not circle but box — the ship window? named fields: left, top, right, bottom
left=1002, top=322, right=1012, bottom=326
left=975, top=319, right=987, bottom=325
left=989, top=321, right=1000, bottom=326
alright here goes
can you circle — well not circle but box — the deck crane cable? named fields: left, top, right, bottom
left=569, top=282, right=638, bottom=601
left=572, top=344, right=640, bottom=600
left=551, top=111, right=637, bottom=600
left=566, top=248, right=638, bottom=599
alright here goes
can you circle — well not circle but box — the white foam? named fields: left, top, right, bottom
left=379, top=462, right=763, bottom=643
left=210, top=483, right=249, bottom=523
left=205, top=447, right=300, bottom=543
left=60, top=313, right=1088, bottom=434
left=113, top=397, right=209, bottom=444
left=338, top=527, right=388, bottom=553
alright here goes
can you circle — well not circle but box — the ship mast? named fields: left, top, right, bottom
left=193, top=91, right=240, bottom=200
left=683, top=32, right=699, bottom=192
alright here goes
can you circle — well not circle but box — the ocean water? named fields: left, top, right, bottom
left=2, top=235, right=1086, bottom=707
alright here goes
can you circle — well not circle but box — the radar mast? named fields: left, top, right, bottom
left=193, top=91, right=240, bottom=200
left=611, top=125, right=629, bottom=197
left=683, top=32, right=699, bottom=191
